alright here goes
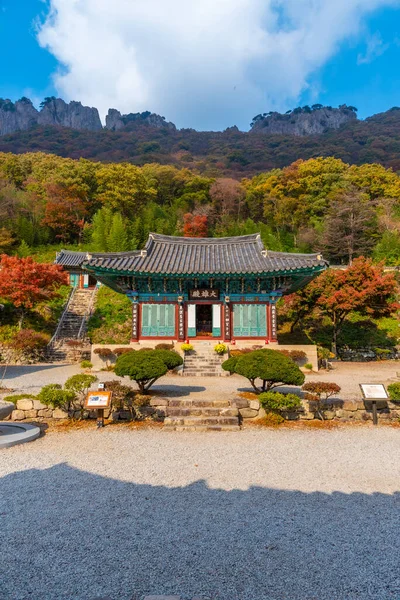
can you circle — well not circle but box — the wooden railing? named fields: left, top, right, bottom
left=48, top=286, right=76, bottom=349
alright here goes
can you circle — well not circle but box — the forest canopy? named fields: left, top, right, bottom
left=1, top=152, right=400, bottom=265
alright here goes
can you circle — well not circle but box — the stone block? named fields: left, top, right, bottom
left=33, top=399, right=47, bottom=410
left=232, top=398, right=249, bottom=409
left=239, top=407, right=259, bottom=419
left=300, top=411, right=315, bottom=420
left=38, top=409, right=53, bottom=418
left=16, top=399, right=33, bottom=411
left=212, top=400, right=230, bottom=407
left=24, top=410, right=38, bottom=419
left=52, top=409, right=69, bottom=419
left=150, top=397, right=168, bottom=407
left=249, top=400, right=260, bottom=410
left=220, top=407, right=239, bottom=417
left=11, top=409, right=25, bottom=421
left=139, top=406, right=156, bottom=417
left=342, top=400, right=358, bottom=411
left=323, top=410, right=335, bottom=420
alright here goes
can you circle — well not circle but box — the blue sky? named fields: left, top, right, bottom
left=1, top=0, right=400, bottom=128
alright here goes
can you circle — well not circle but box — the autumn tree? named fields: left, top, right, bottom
left=209, top=178, right=246, bottom=225
left=42, top=183, right=88, bottom=243
left=288, top=258, right=397, bottom=353
left=0, top=255, right=67, bottom=327
left=183, top=213, right=208, bottom=237
left=321, top=187, right=377, bottom=264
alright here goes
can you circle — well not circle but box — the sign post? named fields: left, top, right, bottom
left=359, top=384, right=389, bottom=426
left=84, top=389, right=112, bottom=429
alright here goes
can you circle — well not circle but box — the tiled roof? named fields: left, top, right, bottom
left=81, top=233, right=327, bottom=275
left=55, top=250, right=88, bottom=268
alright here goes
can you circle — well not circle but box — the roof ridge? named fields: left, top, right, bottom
left=148, top=232, right=261, bottom=244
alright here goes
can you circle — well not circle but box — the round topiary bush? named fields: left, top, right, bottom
left=223, top=348, right=305, bottom=393
left=115, top=350, right=174, bottom=393
left=153, top=349, right=183, bottom=370
left=259, top=391, right=301, bottom=415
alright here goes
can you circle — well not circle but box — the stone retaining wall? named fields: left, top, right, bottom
left=7, top=396, right=400, bottom=423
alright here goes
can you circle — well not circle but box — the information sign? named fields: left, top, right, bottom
left=84, top=391, right=112, bottom=409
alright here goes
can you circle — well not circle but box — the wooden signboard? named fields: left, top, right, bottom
left=359, top=383, right=388, bottom=425
left=84, top=391, right=112, bottom=409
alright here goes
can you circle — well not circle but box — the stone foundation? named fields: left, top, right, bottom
left=6, top=396, right=400, bottom=424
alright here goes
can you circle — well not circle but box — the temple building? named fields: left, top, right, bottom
left=56, top=233, right=327, bottom=343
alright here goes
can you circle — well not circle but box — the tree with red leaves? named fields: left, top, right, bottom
left=0, top=255, right=67, bottom=327
left=183, top=213, right=208, bottom=238
left=286, top=257, right=398, bottom=353
left=42, top=183, right=88, bottom=243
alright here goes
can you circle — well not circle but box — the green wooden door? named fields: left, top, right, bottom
left=141, top=304, right=175, bottom=337
left=233, top=304, right=267, bottom=337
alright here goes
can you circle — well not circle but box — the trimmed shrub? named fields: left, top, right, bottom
left=155, top=343, right=174, bottom=350
left=103, top=380, right=136, bottom=416
left=38, top=384, right=75, bottom=411
left=115, top=351, right=168, bottom=393
left=113, top=347, right=134, bottom=356
left=221, top=356, right=238, bottom=374
left=259, top=391, right=301, bottom=415
left=153, top=349, right=183, bottom=370
left=223, top=349, right=305, bottom=394
left=94, top=347, right=114, bottom=357
left=387, top=382, right=400, bottom=403
left=302, top=382, right=341, bottom=420
left=304, top=363, right=313, bottom=370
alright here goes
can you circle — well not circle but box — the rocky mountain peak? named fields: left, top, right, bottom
left=250, top=104, right=358, bottom=136
left=37, top=97, right=102, bottom=131
left=105, top=108, right=176, bottom=131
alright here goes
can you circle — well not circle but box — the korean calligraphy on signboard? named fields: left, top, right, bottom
left=132, top=303, right=138, bottom=339
left=178, top=303, right=185, bottom=339
left=189, top=289, right=219, bottom=300
left=270, top=304, right=277, bottom=339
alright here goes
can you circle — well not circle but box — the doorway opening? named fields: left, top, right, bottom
left=196, top=304, right=213, bottom=336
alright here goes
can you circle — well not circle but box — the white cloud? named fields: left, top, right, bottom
left=357, top=32, right=389, bottom=64
left=37, top=0, right=400, bottom=130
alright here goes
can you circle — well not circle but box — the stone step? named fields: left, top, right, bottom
left=166, top=407, right=238, bottom=417
left=168, top=399, right=230, bottom=408
left=164, top=416, right=239, bottom=427
left=164, top=425, right=241, bottom=432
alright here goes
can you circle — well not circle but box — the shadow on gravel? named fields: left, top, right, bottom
left=1, top=464, right=399, bottom=600
left=151, top=384, right=207, bottom=397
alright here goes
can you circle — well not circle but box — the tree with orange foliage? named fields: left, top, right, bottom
left=42, top=183, right=88, bottom=242
left=285, top=257, right=398, bottom=353
left=0, top=255, right=67, bottom=327
left=183, top=213, right=208, bottom=237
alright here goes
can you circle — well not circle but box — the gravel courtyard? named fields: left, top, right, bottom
left=1, top=427, right=400, bottom=600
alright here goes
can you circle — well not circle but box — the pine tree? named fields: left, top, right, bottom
left=91, top=207, right=113, bottom=252
left=107, top=213, right=129, bottom=252
left=17, top=240, right=30, bottom=257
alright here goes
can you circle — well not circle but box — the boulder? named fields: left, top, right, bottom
left=38, top=409, right=53, bottom=418
left=249, top=400, right=260, bottom=410
left=239, top=408, right=259, bottom=419
left=33, top=399, right=47, bottom=410
left=24, top=410, right=38, bottom=419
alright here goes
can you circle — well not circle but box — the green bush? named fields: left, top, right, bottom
left=223, top=349, right=304, bottom=394
left=87, top=287, right=132, bottom=344
left=387, top=382, right=400, bottom=403
left=103, top=380, right=136, bottom=416
left=304, top=363, right=313, bottom=370
left=3, top=393, right=37, bottom=403
left=259, top=391, right=301, bottom=415
left=80, top=360, right=93, bottom=369
left=153, top=349, right=183, bottom=370
left=37, top=384, right=75, bottom=411
left=115, top=351, right=168, bottom=393
left=221, top=356, right=238, bottom=374
left=64, top=374, right=97, bottom=398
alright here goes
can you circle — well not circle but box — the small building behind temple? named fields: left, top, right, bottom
left=56, top=233, right=327, bottom=343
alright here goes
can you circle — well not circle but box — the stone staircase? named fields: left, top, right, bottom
left=183, top=343, right=226, bottom=377
left=163, top=399, right=240, bottom=431
left=47, top=287, right=96, bottom=362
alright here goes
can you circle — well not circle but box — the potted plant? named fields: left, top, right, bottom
left=214, top=343, right=227, bottom=355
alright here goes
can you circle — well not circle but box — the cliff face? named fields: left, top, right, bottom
left=37, top=98, right=102, bottom=131
left=250, top=106, right=358, bottom=136
left=105, top=108, right=176, bottom=131
left=0, top=98, right=39, bottom=136
left=0, top=97, right=102, bottom=135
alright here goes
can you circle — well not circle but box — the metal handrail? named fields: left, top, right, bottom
left=48, top=286, right=76, bottom=348
left=77, top=286, right=98, bottom=340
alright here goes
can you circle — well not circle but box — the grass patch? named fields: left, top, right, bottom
left=87, top=287, right=132, bottom=344
left=3, top=393, right=37, bottom=403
